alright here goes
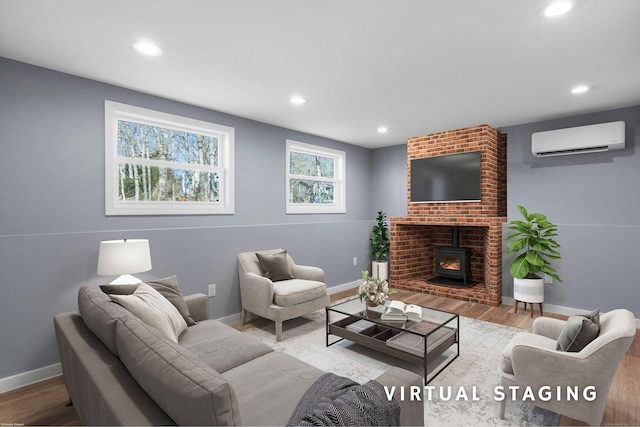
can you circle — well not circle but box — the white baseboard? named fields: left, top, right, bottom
left=502, top=297, right=640, bottom=328
left=0, top=363, right=61, bottom=394
left=328, top=280, right=359, bottom=295
left=215, top=312, right=242, bottom=325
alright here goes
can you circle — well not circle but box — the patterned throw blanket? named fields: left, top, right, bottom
left=287, top=373, right=401, bottom=426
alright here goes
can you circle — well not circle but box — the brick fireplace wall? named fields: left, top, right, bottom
left=390, top=124, right=507, bottom=306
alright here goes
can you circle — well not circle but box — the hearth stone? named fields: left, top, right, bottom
left=426, top=276, right=477, bottom=288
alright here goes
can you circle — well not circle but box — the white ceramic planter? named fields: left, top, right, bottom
left=513, top=277, right=544, bottom=303
left=372, top=261, right=388, bottom=281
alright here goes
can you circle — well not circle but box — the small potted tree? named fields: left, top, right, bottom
left=370, top=211, right=391, bottom=280
left=506, top=205, right=562, bottom=309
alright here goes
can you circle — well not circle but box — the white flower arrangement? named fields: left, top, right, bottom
left=357, top=270, right=390, bottom=306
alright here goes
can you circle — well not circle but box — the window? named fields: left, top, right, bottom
left=105, top=101, right=234, bottom=215
left=286, top=140, right=346, bottom=214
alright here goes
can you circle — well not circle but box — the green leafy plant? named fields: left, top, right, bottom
left=506, top=205, right=562, bottom=282
left=369, top=211, right=390, bottom=261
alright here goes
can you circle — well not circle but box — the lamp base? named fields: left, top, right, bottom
left=109, top=274, right=143, bottom=285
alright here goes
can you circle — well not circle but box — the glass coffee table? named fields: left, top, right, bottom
left=326, top=297, right=459, bottom=383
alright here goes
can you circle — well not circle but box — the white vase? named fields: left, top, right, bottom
left=513, top=277, right=544, bottom=303
left=372, top=261, right=388, bottom=281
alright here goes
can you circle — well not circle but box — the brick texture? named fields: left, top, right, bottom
left=390, top=124, right=507, bottom=306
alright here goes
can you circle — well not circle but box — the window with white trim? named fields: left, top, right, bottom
left=286, top=140, right=346, bottom=214
left=105, top=101, right=234, bottom=215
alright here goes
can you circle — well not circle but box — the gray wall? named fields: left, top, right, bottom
left=0, top=58, right=375, bottom=379
left=502, top=105, right=640, bottom=315
left=370, top=144, right=408, bottom=218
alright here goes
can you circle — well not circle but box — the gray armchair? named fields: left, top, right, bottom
left=238, top=249, right=330, bottom=341
left=499, top=309, right=636, bottom=425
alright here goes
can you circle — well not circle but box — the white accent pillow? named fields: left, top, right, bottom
left=110, top=283, right=187, bottom=342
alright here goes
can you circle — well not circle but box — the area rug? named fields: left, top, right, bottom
left=243, top=310, right=560, bottom=426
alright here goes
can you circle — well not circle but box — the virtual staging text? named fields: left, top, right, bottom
left=384, top=385, right=597, bottom=402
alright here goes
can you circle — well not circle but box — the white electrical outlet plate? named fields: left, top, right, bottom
left=208, top=284, right=216, bottom=297
left=544, top=274, right=553, bottom=284
left=353, top=257, right=357, bottom=266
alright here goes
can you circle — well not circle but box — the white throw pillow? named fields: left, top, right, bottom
left=110, top=283, right=187, bottom=342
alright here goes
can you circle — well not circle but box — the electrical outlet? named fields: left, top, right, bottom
left=208, top=284, right=216, bottom=297
left=353, top=257, right=358, bottom=266
left=544, top=274, right=553, bottom=284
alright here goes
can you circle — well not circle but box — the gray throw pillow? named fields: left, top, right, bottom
left=99, top=284, right=140, bottom=295
left=255, top=250, right=294, bottom=282
left=146, top=275, right=197, bottom=326
left=556, top=309, right=600, bottom=352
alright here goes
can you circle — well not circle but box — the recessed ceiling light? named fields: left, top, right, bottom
left=133, top=41, right=163, bottom=56
left=571, top=85, right=590, bottom=94
left=541, top=1, right=574, bottom=18
left=289, top=95, right=307, bottom=105
left=377, top=126, right=388, bottom=134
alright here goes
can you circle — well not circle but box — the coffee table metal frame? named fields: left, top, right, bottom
left=326, top=297, right=459, bottom=384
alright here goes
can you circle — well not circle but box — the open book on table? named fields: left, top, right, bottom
left=381, top=300, right=423, bottom=321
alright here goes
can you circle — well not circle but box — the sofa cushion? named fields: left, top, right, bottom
left=179, top=320, right=273, bottom=373
left=77, top=285, right=135, bottom=355
left=273, top=279, right=327, bottom=306
left=115, top=314, right=242, bottom=426
left=110, top=283, right=187, bottom=342
left=147, top=275, right=197, bottom=326
left=556, top=309, right=601, bottom=352
left=256, top=250, right=294, bottom=281
left=222, top=351, right=323, bottom=426
left=501, top=332, right=557, bottom=375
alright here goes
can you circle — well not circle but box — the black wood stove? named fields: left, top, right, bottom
left=433, top=227, right=471, bottom=286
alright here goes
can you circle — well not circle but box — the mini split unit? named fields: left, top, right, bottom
left=531, top=121, right=625, bottom=157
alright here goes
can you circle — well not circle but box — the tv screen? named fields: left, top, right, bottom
left=410, top=151, right=481, bottom=202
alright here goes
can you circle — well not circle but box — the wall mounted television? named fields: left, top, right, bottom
left=410, top=151, right=481, bottom=203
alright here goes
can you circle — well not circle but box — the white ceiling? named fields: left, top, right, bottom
left=1, top=0, right=639, bottom=148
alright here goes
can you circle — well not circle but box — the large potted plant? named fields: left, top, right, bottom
left=370, top=211, right=391, bottom=280
left=506, top=205, right=562, bottom=306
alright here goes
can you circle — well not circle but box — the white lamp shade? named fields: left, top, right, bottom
left=97, top=239, right=152, bottom=276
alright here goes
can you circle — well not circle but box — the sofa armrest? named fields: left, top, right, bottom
left=292, top=264, right=325, bottom=282
left=532, top=316, right=566, bottom=340
left=375, top=367, right=424, bottom=426
left=184, top=293, right=209, bottom=322
left=54, top=312, right=174, bottom=426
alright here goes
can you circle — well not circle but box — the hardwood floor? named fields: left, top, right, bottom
left=2, top=289, right=638, bottom=426
left=0, top=376, right=80, bottom=426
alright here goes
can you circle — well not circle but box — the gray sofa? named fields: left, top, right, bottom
left=54, top=285, right=424, bottom=426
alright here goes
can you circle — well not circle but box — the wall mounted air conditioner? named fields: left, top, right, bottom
left=531, top=121, right=625, bottom=157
